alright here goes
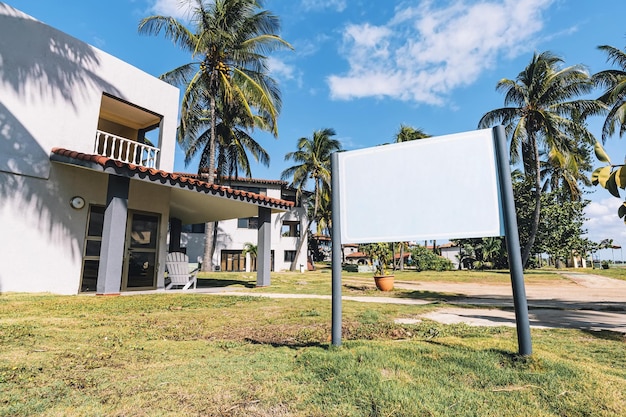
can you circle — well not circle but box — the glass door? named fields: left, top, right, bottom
left=122, top=211, right=159, bottom=290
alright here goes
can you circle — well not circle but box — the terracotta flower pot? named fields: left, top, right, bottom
left=374, top=275, right=394, bottom=291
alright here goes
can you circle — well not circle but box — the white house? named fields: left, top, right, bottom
left=438, top=242, right=461, bottom=269
left=0, top=3, right=292, bottom=294
left=176, top=176, right=309, bottom=272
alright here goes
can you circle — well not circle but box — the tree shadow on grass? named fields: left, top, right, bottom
left=396, top=290, right=467, bottom=302
left=580, top=329, right=625, bottom=342
left=244, top=337, right=329, bottom=350
left=196, top=278, right=256, bottom=289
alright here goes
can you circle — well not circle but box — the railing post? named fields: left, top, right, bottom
left=94, top=130, right=160, bottom=169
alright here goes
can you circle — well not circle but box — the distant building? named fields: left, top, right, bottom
left=438, top=242, right=461, bottom=269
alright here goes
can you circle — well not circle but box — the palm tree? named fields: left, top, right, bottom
left=139, top=0, right=289, bottom=179
left=540, top=141, right=592, bottom=201
left=139, top=0, right=291, bottom=271
left=242, top=242, right=258, bottom=271
left=281, top=128, right=343, bottom=270
left=180, top=100, right=271, bottom=181
left=481, top=237, right=503, bottom=269
left=478, top=51, right=602, bottom=267
left=593, top=44, right=626, bottom=142
left=395, top=124, right=430, bottom=142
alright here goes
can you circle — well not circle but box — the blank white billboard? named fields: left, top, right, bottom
left=335, top=128, right=504, bottom=243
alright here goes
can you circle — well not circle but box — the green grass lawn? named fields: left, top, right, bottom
left=582, top=264, right=626, bottom=281
left=197, top=268, right=570, bottom=297
left=1, top=270, right=624, bottom=416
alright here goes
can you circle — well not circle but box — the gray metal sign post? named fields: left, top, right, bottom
left=331, top=152, right=343, bottom=346
left=492, top=125, right=532, bottom=355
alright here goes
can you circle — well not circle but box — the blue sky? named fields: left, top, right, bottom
left=7, top=0, right=626, bottom=256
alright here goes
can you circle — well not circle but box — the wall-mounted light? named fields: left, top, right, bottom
left=69, top=196, right=86, bottom=210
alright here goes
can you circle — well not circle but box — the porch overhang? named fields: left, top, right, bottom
left=50, top=148, right=294, bottom=223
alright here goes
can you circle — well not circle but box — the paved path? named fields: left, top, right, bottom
left=386, top=272, right=626, bottom=332
left=142, top=272, right=626, bottom=333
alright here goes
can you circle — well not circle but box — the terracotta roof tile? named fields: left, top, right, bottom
left=177, top=172, right=289, bottom=186
left=50, top=148, right=294, bottom=209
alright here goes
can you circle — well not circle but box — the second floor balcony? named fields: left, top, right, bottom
left=94, top=130, right=160, bottom=169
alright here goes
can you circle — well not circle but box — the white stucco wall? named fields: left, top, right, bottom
left=440, top=246, right=460, bottom=269
left=0, top=4, right=179, bottom=294
left=0, top=164, right=108, bottom=294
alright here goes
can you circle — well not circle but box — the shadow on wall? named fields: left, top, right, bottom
left=0, top=5, right=120, bottom=110
left=0, top=103, right=83, bottom=261
left=0, top=102, right=49, bottom=178
left=0, top=5, right=121, bottom=263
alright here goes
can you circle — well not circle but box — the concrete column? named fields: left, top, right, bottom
left=169, top=217, right=182, bottom=253
left=256, top=207, right=271, bottom=287
left=96, top=175, right=129, bottom=295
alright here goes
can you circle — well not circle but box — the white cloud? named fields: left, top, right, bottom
left=149, top=0, right=192, bottom=20
left=584, top=196, right=626, bottom=245
left=327, top=0, right=554, bottom=103
left=267, top=57, right=304, bottom=89
left=301, top=0, right=347, bottom=12
left=267, top=57, right=293, bottom=79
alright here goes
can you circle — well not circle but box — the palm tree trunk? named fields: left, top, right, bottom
left=201, top=88, right=218, bottom=272
left=290, top=218, right=313, bottom=271
left=521, top=137, right=542, bottom=268
left=289, top=182, right=319, bottom=271
left=201, top=225, right=215, bottom=272
left=399, top=243, right=405, bottom=271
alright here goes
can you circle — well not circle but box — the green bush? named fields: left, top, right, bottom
left=411, top=245, right=453, bottom=271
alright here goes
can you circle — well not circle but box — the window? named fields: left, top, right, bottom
left=221, top=250, right=246, bottom=272
left=281, top=221, right=300, bottom=237
left=281, top=189, right=298, bottom=204
left=234, top=185, right=267, bottom=195
left=80, top=205, right=105, bottom=292
left=221, top=249, right=275, bottom=271
left=181, top=223, right=206, bottom=233
left=237, top=217, right=258, bottom=229
left=284, top=250, right=297, bottom=263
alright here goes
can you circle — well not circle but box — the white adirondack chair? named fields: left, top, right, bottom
left=165, top=252, right=198, bottom=290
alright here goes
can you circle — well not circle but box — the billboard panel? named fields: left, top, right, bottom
left=336, top=128, right=503, bottom=243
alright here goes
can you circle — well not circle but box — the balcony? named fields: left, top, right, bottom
left=94, top=130, right=160, bottom=169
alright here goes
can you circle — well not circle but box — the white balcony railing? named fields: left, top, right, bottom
left=94, top=130, right=160, bottom=168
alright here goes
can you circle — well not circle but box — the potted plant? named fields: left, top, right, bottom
left=363, top=243, right=394, bottom=291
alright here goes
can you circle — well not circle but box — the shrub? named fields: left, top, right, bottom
left=411, top=245, right=453, bottom=271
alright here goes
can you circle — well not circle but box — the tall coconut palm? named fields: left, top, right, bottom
left=139, top=0, right=291, bottom=270
left=180, top=100, right=271, bottom=271
left=478, top=51, right=602, bottom=267
left=139, top=0, right=289, bottom=178
left=281, top=128, right=343, bottom=270
left=593, top=45, right=626, bottom=141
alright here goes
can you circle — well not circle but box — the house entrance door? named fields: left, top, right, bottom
left=122, top=211, right=160, bottom=290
